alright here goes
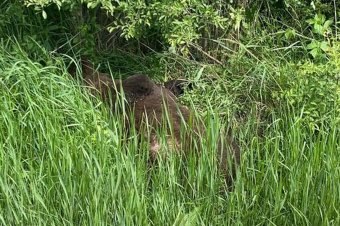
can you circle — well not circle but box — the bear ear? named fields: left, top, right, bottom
left=164, top=79, right=192, bottom=97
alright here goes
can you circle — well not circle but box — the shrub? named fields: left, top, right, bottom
left=274, top=43, right=340, bottom=129
left=22, top=0, right=228, bottom=53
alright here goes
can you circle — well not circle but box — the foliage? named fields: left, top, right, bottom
left=2, top=0, right=336, bottom=56
left=275, top=59, right=340, bottom=129
left=0, top=41, right=339, bottom=225
left=306, top=13, right=333, bottom=59
left=22, top=0, right=228, bottom=53
left=274, top=12, right=339, bottom=129
left=0, top=0, right=340, bottom=225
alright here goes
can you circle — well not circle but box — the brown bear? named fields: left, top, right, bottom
left=68, top=59, right=240, bottom=186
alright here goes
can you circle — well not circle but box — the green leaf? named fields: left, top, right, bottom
left=306, top=19, right=315, bottom=25
left=309, top=48, right=319, bottom=58
left=42, top=10, right=47, bottom=19
left=194, top=66, right=206, bottom=81
left=315, top=14, right=326, bottom=24
left=320, top=41, right=330, bottom=52
left=307, top=40, right=318, bottom=50
left=323, top=20, right=333, bottom=30
left=314, top=24, right=323, bottom=35
left=285, top=28, right=296, bottom=39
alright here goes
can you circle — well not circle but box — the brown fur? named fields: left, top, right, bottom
left=121, top=74, right=191, bottom=159
left=68, top=59, right=240, bottom=186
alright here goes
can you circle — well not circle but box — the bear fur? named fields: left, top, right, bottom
left=68, top=59, right=240, bottom=186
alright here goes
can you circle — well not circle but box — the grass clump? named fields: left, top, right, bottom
left=0, top=40, right=339, bottom=225
left=0, top=43, right=146, bottom=225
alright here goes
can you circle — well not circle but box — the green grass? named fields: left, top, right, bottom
left=0, top=40, right=339, bottom=226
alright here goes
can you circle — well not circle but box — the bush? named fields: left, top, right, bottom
left=22, top=0, right=228, bottom=53
left=274, top=42, right=340, bottom=129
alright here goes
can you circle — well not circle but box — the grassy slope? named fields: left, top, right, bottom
left=0, top=40, right=339, bottom=226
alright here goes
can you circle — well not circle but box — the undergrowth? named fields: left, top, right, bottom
left=0, top=39, right=339, bottom=225
left=0, top=1, right=339, bottom=224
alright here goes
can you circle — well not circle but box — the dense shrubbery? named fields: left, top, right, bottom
left=22, top=0, right=229, bottom=53
left=274, top=62, right=338, bottom=129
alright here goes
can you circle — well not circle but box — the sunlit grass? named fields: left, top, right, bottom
left=0, top=42, right=339, bottom=225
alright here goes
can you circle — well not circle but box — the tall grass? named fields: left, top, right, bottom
left=0, top=41, right=339, bottom=225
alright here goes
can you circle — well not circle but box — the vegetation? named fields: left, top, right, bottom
left=0, top=0, right=339, bottom=225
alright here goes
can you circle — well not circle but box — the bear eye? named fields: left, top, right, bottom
left=139, top=86, right=147, bottom=92
left=138, top=85, right=150, bottom=94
